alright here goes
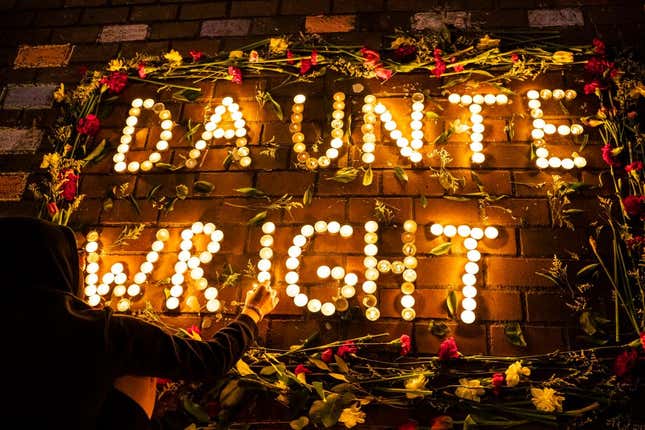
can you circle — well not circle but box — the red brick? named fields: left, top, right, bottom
left=149, top=22, right=199, bottom=40
left=414, top=321, right=487, bottom=355
left=347, top=197, right=412, bottom=224
left=317, top=170, right=380, bottom=196
left=256, top=171, right=315, bottom=196
left=231, top=0, right=279, bottom=17
left=131, top=5, right=178, bottom=21
left=70, top=44, right=119, bottom=63
left=34, top=8, right=80, bottom=26
left=382, top=169, right=512, bottom=196
left=119, top=41, right=170, bottom=57
left=251, top=16, right=305, bottom=34
left=333, top=0, right=384, bottom=13
left=281, top=0, right=330, bottom=14
left=380, top=288, right=448, bottom=319
left=525, top=293, right=570, bottom=322
left=51, top=26, right=101, bottom=44
left=490, top=324, right=567, bottom=355
left=81, top=6, right=129, bottom=24
left=387, top=0, right=441, bottom=11
left=286, top=197, right=347, bottom=224
left=477, top=290, right=522, bottom=321
left=100, top=198, right=159, bottom=224
left=512, top=171, right=579, bottom=197
left=483, top=198, right=550, bottom=227
left=415, top=257, right=467, bottom=287
left=267, top=319, right=340, bottom=349
left=414, top=198, right=480, bottom=225
left=179, top=3, right=227, bottom=20
left=486, top=257, right=554, bottom=288
left=520, top=228, right=591, bottom=257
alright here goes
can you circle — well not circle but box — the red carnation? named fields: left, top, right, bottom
left=320, top=348, right=334, bottom=363
left=311, top=49, right=318, bottom=66
left=454, top=64, right=464, bottom=72
left=398, top=420, right=418, bottom=430
left=189, top=50, right=203, bottom=62
left=623, top=195, right=645, bottom=218
left=294, top=364, right=311, bottom=375
left=438, top=337, right=459, bottom=360
left=47, top=201, right=59, bottom=216
left=60, top=169, right=79, bottom=202
left=592, top=38, right=606, bottom=55
left=156, top=377, right=172, bottom=385
left=360, top=47, right=381, bottom=67
left=137, top=63, right=146, bottom=78
left=614, top=349, right=638, bottom=378
left=286, top=50, right=295, bottom=65
left=375, top=66, right=392, bottom=81
left=228, top=66, right=242, bottom=84
left=432, top=48, right=446, bottom=78
left=399, top=334, right=412, bottom=356
left=511, top=53, right=519, bottom=62
left=77, top=114, right=100, bottom=136
left=299, top=59, right=312, bottom=75
left=601, top=144, right=620, bottom=167
left=492, top=372, right=504, bottom=395
left=641, top=332, right=645, bottom=350
left=337, top=340, right=357, bottom=358
left=626, top=235, right=645, bottom=250
left=584, top=80, right=605, bottom=95
left=585, top=57, right=614, bottom=75
left=393, top=45, right=417, bottom=61
left=625, top=161, right=643, bottom=172
left=100, top=71, right=128, bottom=94
left=186, top=324, right=201, bottom=337
left=321, top=348, right=334, bottom=363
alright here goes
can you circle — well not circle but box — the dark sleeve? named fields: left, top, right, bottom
left=104, top=312, right=258, bottom=381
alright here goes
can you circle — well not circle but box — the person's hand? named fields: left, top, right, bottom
left=241, top=281, right=278, bottom=323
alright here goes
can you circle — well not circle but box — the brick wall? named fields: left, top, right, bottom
left=0, top=0, right=643, bottom=357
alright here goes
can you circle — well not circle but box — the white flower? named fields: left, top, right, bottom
left=404, top=374, right=428, bottom=399
left=338, top=403, right=365, bottom=428
left=531, top=387, right=564, bottom=412
left=455, top=378, right=485, bottom=402
left=505, top=361, right=530, bottom=387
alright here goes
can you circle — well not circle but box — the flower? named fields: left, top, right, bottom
left=311, top=49, right=318, bottom=66
left=360, top=47, right=381, bottom=67
left=164, top=49, right=183, bottom=66
left=47, top=201, right=59, bottom=216
left=338, top=403, right=365, bottom=428
left=454, top=64, right=464, bottom=72
left=430, top=416, right=454, bottom=430
left=614, top=349, right=638, bottom=378
left=404, top=374, right=427, bottom=399
left=491, top=372, right=504, bottom=395
left=229, top=50, right=244, bottom=59
left=61, top=169, right=79, bottom=202
left=455, top=378, right=485, bottom=402
left=77, top=114, right=100, bottom=136
left=137, top=63, right=146, bottom=78
left=299, top=59, right=312, bottom=75
left=438, top=337, right=459, bottom=360
left=107, top=58, right=125, bottom=71
left=505, top=361, right=530, bottom=387
left=375, top=66, right=393, bottom=81
left=601, top=144, right=621, bottom=167
left=584, top=80, right=605, bottom=95
left=399, top=334, right=411, bottom=356
left=286, top=50, right=295, bottom=65
left=53, top=83, right=65, bottom=103
left=228, top=66, right=243, bottom=84
left=552, top=51, right=574, bottom=63
left=393, top=44, right=417, bottom=61
left=100, top=71, right=128, bottom=94
left=511, top=53, right=520, bottom=62
left=592, top=38, right=606, bottom=55
left=321, top=347, right=334, bottom=363
left=530, top=387, right=564, bottom=412
left=269, top=37, right=288, bottom=55
left=626, top=235, right=645, bottom=250
left=477, top=35, right=500, bottom=50
left=189, top=50, right=203, bottom=62
left=186, top=324, right=201, bottom=340
left=625, top=161, right=643, bottom=172
left=641, top=332, right=645, bottom=350
left=249, top=50, right=260, bottom=63
left=585, top=57, right=614, bottom=75
left=337, top=340, right=357, bottom=358
left=294, top=364, right=311, bottom=375
left=622, top=195, right=644, bottom=218
left=397, top=420, right=418, bottom=430
left=432, top=48, right=446, bottom=78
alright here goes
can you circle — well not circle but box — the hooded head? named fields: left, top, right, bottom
left=0, top=216, right=80, bottom=296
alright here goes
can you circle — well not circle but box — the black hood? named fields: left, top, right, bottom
left=0, top=216, right=80, bottom=295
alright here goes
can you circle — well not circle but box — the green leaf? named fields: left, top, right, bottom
left=182, top=396, right=209, bottom=423
left=309, top=393, right=342, bottom=428
left=219, top=379, right=245, bottom=408
left=327, top=167, right=359, bottom=183
left=102, top=197, right=113, bottom=212
left=328, top=373, right=349, bottom=382
left=290, top=416, right=309, bottom=430
left=127, top=194, right=141, bottom=215
left=579, top=311, right=597, bottom=336
left=576, top=263, right=599, bottom=278
left=236, top=187, right=267, bottom=197
left=420, top=194, right=428, bottom=208
left=446, top=290, right=457, bottom=319
left=334, top=355, right=349, bottom=374
left=362, top=165, right=373, bottom=186
left=470, top=170, right=484, bottom=191
left=146, top=184, right=162, bottom=200
left=303, top=184, right=313, bottom=206
left=266, top=92, right=284, bottom=121
left=425, top=111, right=440, bottom=120
left=394, top=166, right=408, bottom=184
left=430, top=242, right=451, bottom=255
left=155, top=162, right=173, bottom=170
left=247, top=210, right=268, bottom=225
left=82, top=139, right=107, bottom=163
left=309, top=357, right=330, bottom=371
left=223, top=153, right=233, bottom=170
left=504, top=322, right=527, bottom=347
left=236, top=359, right=255, bottom=376
left=428, top=320, right=450, bottom=337
left=312, top=381, right=326, bottom=400
left=442, top=195, right=471, bottom=202
left=260, top=365, right=276, bottom=375
left=172, top=88, right=201, bottom=102
left=193, top=180, right=214, bottom=194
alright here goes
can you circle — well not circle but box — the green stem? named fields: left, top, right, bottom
left=128, top=76, right=202, bottom=92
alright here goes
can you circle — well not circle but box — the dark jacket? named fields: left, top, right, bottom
left=0, top=217, right=257, bottom=429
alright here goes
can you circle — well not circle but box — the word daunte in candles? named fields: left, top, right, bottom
left=282, top=221, right=357, bottom=316
left=289, top=93, right=346, bottom=170
left=114, top=96, right=248, bottom=173
left=361, top=93, right=426, bottom=164
left=428, top=223, right=499, bottom=324
left=526, top=89, right=586, bottom=170
left=362, top=220, right=419, bottom=322
left=447, top=92, right=509, bottom=165
left=83, top=222, right=224, bottom=313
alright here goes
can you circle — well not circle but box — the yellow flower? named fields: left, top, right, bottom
left=164, top=49, right=183, bottom=66
left=505, top=361, right=531, bottom=387
left=107, top=58, right=125, bottom=71
left=477, top=35, right=500, bottom=50
left=269, top=38, right=288, bottom=54
left=229, top=50, right=244, bottom=59
left=553, top=51, right=574, bottom=63
left=390, top=36, right=415, bottom=49
left=404, top=374, right=428, bottom=399
left=455, top=378, right=485, bottom=402
left=40, top=153, right=60, bottom=169
left=249, top=50, right=261, bottom=63
left=531, top=387, right=564, bottom=412
left=53, top=83, right=65, bottom=103
left=629, top=83, right=645, bottom=99
left=338, top=403, right=366, bottom=428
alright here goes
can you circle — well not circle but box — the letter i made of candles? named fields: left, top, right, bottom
left=428, top=223, right=499, bottom=324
